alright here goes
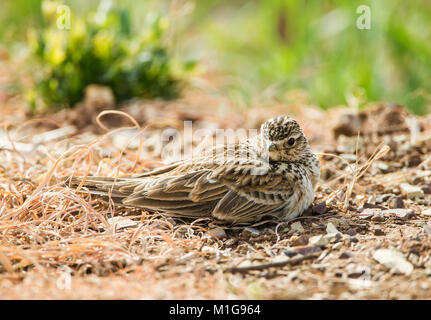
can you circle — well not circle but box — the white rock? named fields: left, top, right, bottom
left=359, top=208, right=384, bottom=219
left=373, top=249, right=413, bottom=275
left=332, top=242, right=343, bottom=250
left=326, top=222, right=339, bottom=234
left=382, top=208, right=414, bottom=220
left=291, top=221, right=305, bottom=233
left=400, top=183, right=424, bottom=199
left=108, top=217, right=137, bottom=231
left=309, top=235, right=328, bottom=247
left=421, top=209, right=431, bottom=217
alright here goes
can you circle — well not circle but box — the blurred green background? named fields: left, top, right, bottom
left=1, top=0, right=430, bottom=113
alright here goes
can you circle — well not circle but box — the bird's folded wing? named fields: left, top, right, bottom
left=70, top=157, right=296, bottom=222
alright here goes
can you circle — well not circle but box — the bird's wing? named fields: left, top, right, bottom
left=121, top=169, right=229, bottom=217
left=206, top=159, right=297, bottom=222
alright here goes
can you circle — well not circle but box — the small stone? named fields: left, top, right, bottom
left=302, top=207, right=313, bottom=216
left=339, top=252, right=353, bottom=259
left=291, top=221, right=305, bottom=233
left=409, top=253, right=420, bottom=266
left=340, top=153, right=357, bottom=162
left=326, top=222, right=339, bottom=234
left=371, top=212, right=386, bottom=222
left=283, top=249, right=298, bottom=258
left=374, top=226, right=385, bottom=236
left=316, top=249, right=330, bottom=262
left=108, top=217, right=137, bottom=231
left=312, top=201, right=327, bottom=215
left=201, top=246, right=216, bottom=253
left=383, top=208, right=415, bottom=220
left=180, top=252, right=196, bottom=262
left=209, top=227, right=227, bottom=240
left=373, top=248, right=414, bottom=275
left=332, top=242, right=343, bottom=250
left=286, top=245, right=322, bottom=256
left=388, top=197, right=404, bottom=209
left=375, top=161, right=389, bottom=172
left=376, top=194, right=393, bottom=204
left=311, top=263, right=330, bottom=271
left=346, top=264, right=370, bottom=279
left=350, top=237, right=359, bottom=243
left=400, top=183, right=424, bottom=200
left=347, top=228, right=357, bottom=236
left=363, top=203, right=387, bottom=210
left=242, top=227, right=260, bottom=237
left=290, top=234, right=309, bottom=246
left=309, top=235, right=329, bottom=247
left=224, top=238, right=238, bottom=247
left=325, top=232, right=342, bottom=243
left=422, top=185, right=431, bottom=194
left=424, top=225, right=431, bottom=236
left=421, top=209, right=431, bottom=217
left=359, top=208, right=380, bottom=219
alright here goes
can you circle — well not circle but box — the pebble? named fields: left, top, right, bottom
left=422, top=185, right=431, bottom=194
left=325, top=232, right=342, bottom=243
left=350, top=237, right=359, bottom=243
left=376, top=194, right=393, bottom=204
left=180, top=252, right=196, bottom=262
left=284, top=245, right=322, bottom=257
left=363, top=202, right=387, bottom=210
left=107, top=217, right=137, bottom=231
left=373, top=248, right=414, bottom=275
left=283, top=249, right=298, bottom=258
left=421, top=209, right=431, bottom=217
left=290, top=234, right=309, bottom=246
left=291, top=221, right=305, bottom=233
left=242, top=227, right=260, bottom=237
left=424, top=225, right=431, bottom=236
left=339, top=252, right=353, bottom=259
left=388, top=196, right=404, bottom=209
left=224, top=238, right=238, bottom=247
left=332, top=242, right=343, bottom=250
left=383, top=208, right=415, bottom=220
left=326, top=222, right=339, bottom=234
left=347, top=228, right=357, bottom=236
left=309, top=235, right=329, bottom=247
left=209, top=227, right=227, bottom=240
left=359, top=208, right=380, bottom=219
left=400, top=183, right=424, bottom=199
left=375, top=161, right=389, bottom=172
left=312, top=201, right=327, bottom=215
left=311, top=263, right=330, bottom=271
left=374, top=226, right=385, bottom=236
left=371, top=212, right=386, bottom=222
left=346, top=264, right=370, bottom=279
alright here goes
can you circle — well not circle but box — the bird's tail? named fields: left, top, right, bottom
left=67, top=176, right=142, bottom=205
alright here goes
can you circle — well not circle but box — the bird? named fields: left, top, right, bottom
left=70, top=116, right=320, bottom=225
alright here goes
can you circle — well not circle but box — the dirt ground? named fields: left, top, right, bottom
left=2, top=60, right=431, bottom=299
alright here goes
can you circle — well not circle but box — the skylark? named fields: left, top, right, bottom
left=70, top=116, right=320, bottom=224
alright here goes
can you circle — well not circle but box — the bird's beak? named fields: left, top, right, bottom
left=268, top=143, right=276, bottom=152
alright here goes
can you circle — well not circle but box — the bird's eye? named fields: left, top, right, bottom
left=287, top=137, right=296, bottom=146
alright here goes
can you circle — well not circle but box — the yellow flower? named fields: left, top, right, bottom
left=93, top=31, right=114, bottom=59
left=46, top=30, right=66, bottom=65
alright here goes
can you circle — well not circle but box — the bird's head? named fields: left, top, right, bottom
left=260, top=116, right=310, bottom=162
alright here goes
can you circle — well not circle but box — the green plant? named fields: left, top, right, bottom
left=27, top=0, right=194, bottom=109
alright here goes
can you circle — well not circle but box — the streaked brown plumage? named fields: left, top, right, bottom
left=70, top=116, right=320, bottom=224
